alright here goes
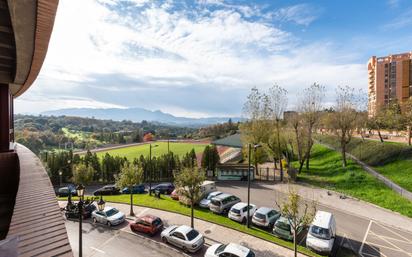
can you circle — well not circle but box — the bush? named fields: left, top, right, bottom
left=316, top=134, right=412, bottom=166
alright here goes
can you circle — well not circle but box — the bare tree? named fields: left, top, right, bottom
left=328, top=86, right=361, bottom=167
left=276, top=188, right=316, bottom=257
left=297, top=83, right=325, bottom=172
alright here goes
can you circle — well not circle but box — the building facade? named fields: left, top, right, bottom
left=368, top=52, right=412, bottom=116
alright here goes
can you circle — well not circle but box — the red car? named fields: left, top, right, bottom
left=170, top=189, right=179, bottom=200
left=130, top=215, right=164, bottom=236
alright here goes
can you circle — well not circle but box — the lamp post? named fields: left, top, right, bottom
left=59, top=170, right=63, bottom=187
left=97, top=195, right=106, bottom=212
left=149, top=144, right=158, bottom=196
left=247, top=143, right=261, bottom=228
left=76, top=184, right=85, bottom=257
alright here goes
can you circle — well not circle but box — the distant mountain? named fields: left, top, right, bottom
left=41, top=107, right=242, bottom=127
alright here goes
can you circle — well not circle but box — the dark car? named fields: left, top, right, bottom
left=56, top=186, right=77, bottom=197
left=149, top=183, right=175, bottom=195
left=122, top=184, right=145, bottom=194
left=130, top=215, right=163, bottom=236
left=93, top=185, right=121, bottom=196
left=64, top=201, right=97, bottom=219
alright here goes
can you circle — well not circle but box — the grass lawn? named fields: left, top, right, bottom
left=59, top=194, right=321, bottom=257
left=296, top=144, right=412, bottom=218
left=317, top=135, right=412, bottom=193
left=94, top=141, right=208, bottom=160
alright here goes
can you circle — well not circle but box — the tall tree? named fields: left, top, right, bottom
left=276, top=189, right=316, bottom=257
left=116, top=163, right=144, bottom=216
left=328, top=86, right=361, bottom=167
left=298, top=83, right=325, bottom=171
left=401, top=97, right=412, bottom=145
left=72, top=163, right=94, bottom=186
left=174, top=167, right=205, bottom=228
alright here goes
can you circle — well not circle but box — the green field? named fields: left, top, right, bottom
left=95, top=141, right=208, bottom=160
left=295, top=144, right=412, bottom=217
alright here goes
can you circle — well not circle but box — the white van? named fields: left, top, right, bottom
left=178, top=181, right=216, bottom=205
left=306, top=211, right=336, bottom=255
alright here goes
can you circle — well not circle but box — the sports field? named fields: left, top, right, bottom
left=95, top=141, right=208, bottom=160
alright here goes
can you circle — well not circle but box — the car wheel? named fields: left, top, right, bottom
left=182, top=246, right=188, bottom=253
left=242, top=217, right=246, bottom=224
left=93, top=217, right=97, bottom=223
left=107, top=221, right=112, bottom=227
left=161, top=237, right=168, bottom=243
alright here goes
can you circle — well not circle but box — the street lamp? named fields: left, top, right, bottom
left=76, top=184, right=85, bottom=257
left=247, top=143, right=261, bottom=228
left=59, top=170, right=63, bottom=186
left=97, top=195, right=106, bottom=212
left=149, top=144, right=158, bottom=196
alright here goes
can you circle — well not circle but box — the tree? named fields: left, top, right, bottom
left=328, top=86, right=361, bottom=167
left=174, top=167, right=205, bottom=228
left=116, top=163, right=144, bottom=216
left=72, top=163, right=94, bottom=185
left=201, top=145, right=220, bottom=176
left=266, top=84, right=288, bottom=180
left=298, top=83, right=325, bottom=171
left=276, top=188, right=316, bottom=257
left=401, top=97, right=412, bottom=145
left=143, top=133, right=154, bottom=142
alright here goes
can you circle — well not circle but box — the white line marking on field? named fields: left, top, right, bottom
left=359, top=220, right=373, bottom=256
left=90, top=247, right=105, bottom=254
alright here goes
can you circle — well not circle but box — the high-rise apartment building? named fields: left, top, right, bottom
left=368, top=52, right=412, bottom=116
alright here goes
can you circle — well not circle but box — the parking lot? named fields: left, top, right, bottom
left=359, top=220, right=412, bottom=257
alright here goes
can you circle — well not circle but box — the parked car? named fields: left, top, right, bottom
left=92, top=207, right=125, bottom=226
left=306, top=211, right=336, bottom=255
left=199, top=191, right=223, bottom=208
left=170, top=189, right=179, bottom=200
left=272, top=216, right=303, bottom=241
left=161, top=225, right=204, bottom=253
left=56, top=186, right=77, bottom=197
left=93, top=185, right=120, bottom=196
left=122, top=184, right=145, bottom=194
left=252, top=207, right=281, bottom=228
left=209, top=193, right=241, bottom=214
left=179, top=181, right=217, bottom=205
left=228, top=202, right=257, bottom=223
left=205, top=243, right=255, bottom=257
left=149, top=183, right=175, bottom=195
left=64, top=201, right=96, bottom=219
left=130, top=215, right=163, bottom=236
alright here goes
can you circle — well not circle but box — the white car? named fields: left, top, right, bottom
left=205, top=243, right=255, bottom=257
left=252, top=207, right=281, bottom=228
left=306, top=211, right=336, bottom=255
left=228, top=202, right=257, bottom=223
left=91, top=207, right=125, bottom=226
left=199, top=191, right=223, bottom=208
left=161, top=225, right=204, bottom=253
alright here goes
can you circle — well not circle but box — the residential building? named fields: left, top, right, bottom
left=0, top=1, right=72, bottom=256
left=368, top=52, right=412, bottom=116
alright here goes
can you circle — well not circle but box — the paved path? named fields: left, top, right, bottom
left=60, top=201, right=302, bottom=257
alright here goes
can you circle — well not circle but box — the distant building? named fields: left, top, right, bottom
left=368, top=52, right=412, bottom=116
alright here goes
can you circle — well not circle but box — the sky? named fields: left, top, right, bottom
left=14, top=0, right=412, bottom=118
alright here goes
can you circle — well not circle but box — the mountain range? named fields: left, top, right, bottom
left=41, top=107, right=242, bottom=127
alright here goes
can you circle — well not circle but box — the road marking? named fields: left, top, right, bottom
left=136, top=208, right=149, bottom=217
left=374, top=221, right=412, bottom=244
left=361, top=252, right=379, bottom=257
left=365, top=240, right=406, bottom=252
left=366, top=243, right=388, bottom=257
left=369, top=230, right=412, bottom=244
left=359, top=220, right=373, bottom=257
left=90, top=247, right=105, bottom=254
left=369, top=229, right=412, bottom=257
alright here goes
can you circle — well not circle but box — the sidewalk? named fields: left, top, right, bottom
left=60, top=201, right=304, bottom=257
left=272, top=183, right=412, bottom=233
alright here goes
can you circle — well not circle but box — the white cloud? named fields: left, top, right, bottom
left=16, top=0, right=365, bottom=117
left=383, top=8, right=412, bottom=29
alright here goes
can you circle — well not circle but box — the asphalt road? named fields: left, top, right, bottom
left=215, top=181, right=412, bottom=257
left=64, top=217, right=208, bottom=257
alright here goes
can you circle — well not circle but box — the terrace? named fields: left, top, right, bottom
left=0, top=0, right=73, bottom=256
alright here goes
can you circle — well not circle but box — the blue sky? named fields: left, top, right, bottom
left=15, top=0, right=412, bottom=118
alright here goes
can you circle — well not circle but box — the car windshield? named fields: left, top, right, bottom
left=276, top=221, right=291, bottom=231
left=186, top=229, right=199, bottom=241
left=207, top=193, right=215, bottom=200
left=254, top=212, right=266, bottom=219
left=231, top=208, right=241, bottom=214
left=152, top=218, right=162, bottom=226
left=106, top=208, right=119, bottom=217
left=211, top=199, right=221, bottom=206
left=309, top=225, right=331, bottom=240
left=215, top=244, right=227, bottom=254
left=59, top=188, right=68, bottom=193
left=246, top=250, right=255, bottom=257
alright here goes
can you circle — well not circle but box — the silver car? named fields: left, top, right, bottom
left=92, top=207, right=125, bottom=226
left=252, top=207, right=281, bottom=228
left=199, top=191, right=223, bottom=208
left=161, top=225, right=204, bottom=253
